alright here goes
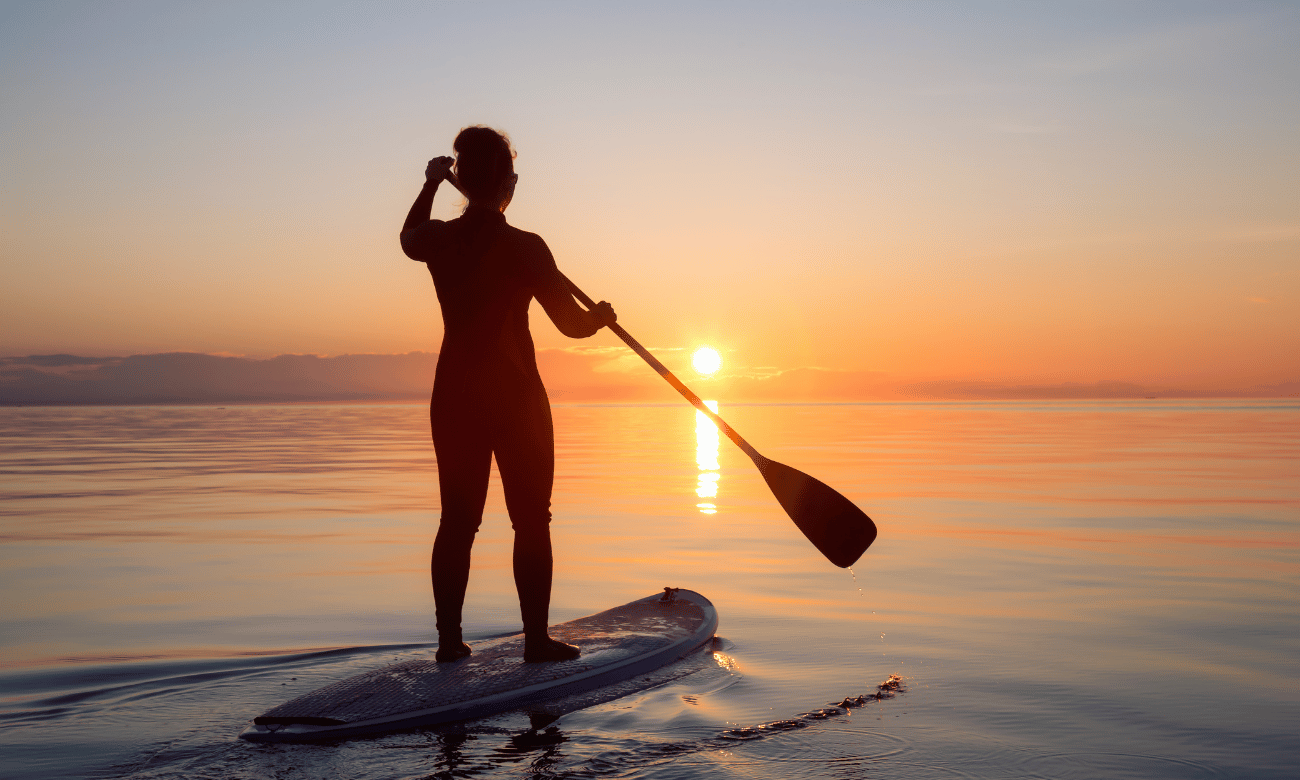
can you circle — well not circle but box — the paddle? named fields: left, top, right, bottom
left=437, top=169, right=877, bottom=567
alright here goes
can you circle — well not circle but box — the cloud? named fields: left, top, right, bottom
left=893, top=379, right=1299, bottom=400
left=1, top=354, right=108, bottom=368
left=535, top=348, right=895, bottom=403
left=1246, top=381, right=1300, bottom=398
left=0, top=352, right=437, bottom=405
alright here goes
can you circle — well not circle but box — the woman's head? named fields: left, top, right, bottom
left=453, top=126, right=517, bottom=211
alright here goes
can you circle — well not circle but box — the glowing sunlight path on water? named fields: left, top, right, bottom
left=696, top=399, right=720, bottom=514
left=690, top=346, right=723, bottom=514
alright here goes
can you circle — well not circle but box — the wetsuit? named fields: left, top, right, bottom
left=400, top=205, right=601, bottom=642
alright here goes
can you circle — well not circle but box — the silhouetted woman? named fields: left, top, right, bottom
left=400, top=127, right=615, bottom=663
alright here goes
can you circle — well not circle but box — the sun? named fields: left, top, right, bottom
left=692, top=346, right=722, bottom=376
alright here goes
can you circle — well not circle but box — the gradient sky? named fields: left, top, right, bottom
left=4, top=1, right=1297, bottom=394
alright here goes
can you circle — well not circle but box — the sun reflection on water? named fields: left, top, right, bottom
left=696, top=400, right=720, bottom=514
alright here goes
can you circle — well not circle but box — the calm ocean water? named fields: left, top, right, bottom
left=1, top=400, right=1297, bottom=779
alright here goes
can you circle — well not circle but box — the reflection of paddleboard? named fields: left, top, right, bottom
left=240, top=589, right=718, bottom=742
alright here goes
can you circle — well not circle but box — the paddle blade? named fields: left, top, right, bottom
left=758, top=459, right=877, bottom=568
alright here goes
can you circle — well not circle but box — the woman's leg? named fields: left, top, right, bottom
left=494, top=391, right=579, bottom=661
left=511, top=523, right=553, bottom=637
left=431, top=397, right=492, bottom=661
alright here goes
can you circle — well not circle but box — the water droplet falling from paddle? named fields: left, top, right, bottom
left=848, top=567, right=865, bottom=597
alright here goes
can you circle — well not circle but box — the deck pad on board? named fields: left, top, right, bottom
left=240, top=589, right=717, bottom=742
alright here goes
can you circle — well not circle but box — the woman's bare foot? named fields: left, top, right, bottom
left=523, top=636, right=580, bottom=663
left=436, top=641, right=471, bottom=662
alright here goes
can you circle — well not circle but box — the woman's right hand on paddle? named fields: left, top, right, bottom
left=425, top=156, right=454, bottom=184
left=591, top=301, right=617, bottom=329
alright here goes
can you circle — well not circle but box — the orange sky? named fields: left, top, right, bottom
left=3, top=2, right=1297, bottom=399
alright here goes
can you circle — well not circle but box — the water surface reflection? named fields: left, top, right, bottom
left=695, top=400, right=720, bottom=514
left=1, top=401, right=1297, bottom=780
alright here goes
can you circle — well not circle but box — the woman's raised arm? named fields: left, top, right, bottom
left=400, top=157, right=454, bottom=260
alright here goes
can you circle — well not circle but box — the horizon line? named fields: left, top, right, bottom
left=1, top=350, right=1296, bottom=405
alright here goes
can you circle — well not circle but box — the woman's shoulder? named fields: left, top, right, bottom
left=400, top=218, right=449, bottom=261
left=499, top=224, right=552, bottom=256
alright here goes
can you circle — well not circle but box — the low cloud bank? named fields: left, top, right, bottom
left=0, top=352, right=438, bottom=405
left=898, top=379, right=1300, bottom=400
left=2, top=351, right=1295, bottom=405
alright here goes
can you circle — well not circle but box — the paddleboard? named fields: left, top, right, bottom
left=239, top=588, right=718, bottom=742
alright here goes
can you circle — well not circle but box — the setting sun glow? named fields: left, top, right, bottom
left=692, top=347, right=722, bottom=376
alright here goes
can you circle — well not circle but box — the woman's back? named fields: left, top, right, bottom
left=404, top=206, right=551, bottom=392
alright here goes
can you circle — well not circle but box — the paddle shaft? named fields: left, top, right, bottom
left=561, top=276, right=764, bottom=465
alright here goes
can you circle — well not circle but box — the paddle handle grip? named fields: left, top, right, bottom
left=562, top=274, right=763, bottom=464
